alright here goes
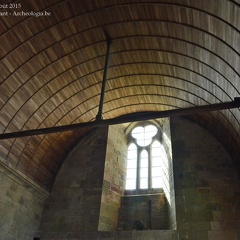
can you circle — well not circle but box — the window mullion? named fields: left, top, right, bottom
left=148, top=146, right=151, bottom=189
left=126, top=123, right=163, bottom=192
left=136, top=146, right=141, bottom=190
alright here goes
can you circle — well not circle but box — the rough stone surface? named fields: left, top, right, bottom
left=40, top=127, right=108, bottom=236
left=0, top=160, right=48, bottom=240
left=39, top=117, right=240, bottom=239
left=118, top=193, right=168, bottom=230
left=99, top=124, right=127, bottom=231
left=171, top=117, right=240, bottom=240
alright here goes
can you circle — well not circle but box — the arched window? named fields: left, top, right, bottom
left=125, top=124, right=163, bottom=190
left=126, top=143, right=137, bottom=190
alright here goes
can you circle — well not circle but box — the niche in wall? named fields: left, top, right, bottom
left=98, top=118, right=176, bottom=231
left=118, top=192, right=168, bottom=230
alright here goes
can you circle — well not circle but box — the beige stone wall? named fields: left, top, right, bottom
left=40, top=127, right=108, bottom=238
left=99, top=124, right=127, bottom=231
left=0, top=158, right=48, bottom=240
left=118, top=193, right=168, bottom=230
left=39, top=117, right=240, bottom=240
left=171, top=117, right=240, bottom=240
left=161, top=118, right=177, bottom=230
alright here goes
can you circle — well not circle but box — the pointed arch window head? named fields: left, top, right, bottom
left=125, top=123, right=163, bottom=191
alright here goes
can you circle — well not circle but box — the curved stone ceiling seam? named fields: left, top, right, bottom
left=1, top=0, right=238, bottom=50
left=103, top=99, right=239, bottom=145
left=106, top=74, right=233, bottom=106
left=23, top=89, right=221, bottom=140
left=103, top=101, right=237, bottom=142
left=0, top=40, right=106, bottom=111
left=0, top=6, right=109, bottom=63
left=7, top=104, right=240, bottom=187
left=2, top=19, right=238, bottom=116
left=219, top=109, right=240, bottom=133
left=110, top=50, right=240, bottom=94
left=229, top=0, right=240, bottom=8
left=11, top=38, right=240, bottom=113
left=31, top=132, right=76, bottom=164
left=0, top=1, right=68, bottom=58
left=106, top=20, right=240, bottom=54
left=13, top=100, right=102, bottom=168
left=106, top=83, right=225, bottom=105
left=89, top=2, right=239, bottom=41
left=107, top=67, right=234, bottom=97
left=13, top=92, right=198, bottom=170
left=188, top=112, right=239, bottom=143
left=0, top=87, right=236, bottom=152
left=3, top=57, right=238, bottom=140
left=0, top=0, right=239, bottom=190
left=0, top=0, right=70, bottom=40
left=0, top=37, right=106, bottom=105
left=29, top=137, right=78, bottom=183
left=111, top=46, right=240, bottom=94
left=116, top=34, right=238, bottom=72
left=8, top=103, right=100, bottom=166
left=186, top=112, right=240, bottom=168
left=3, top=58, right=233, bottom=138
left=67, top=1, right=240, bottom=33
left=102, top=95, right=240, bottom=142
left=32, top=145, right=62, bottom=172
left=4, top=76, right=101, bottom=134
left=29, top=104, right=172, bottom=177
left=199, top=110, right=240, bottom=151
left=106, top=94, right=208, bottom=111
left=99, top=35, right=240, bottom=83
left=25, top=137, right=82, bottom=183
left=0, top=2, right=239, bottom=60
left=20, top=132, right=68, bottom=173
left=0, top=55, right=105, bottom=130
left=107, top=62, right=238, bottom=97
left=114, top=42, right=240, bottom=74
left=1, top=2, right=239, bottom=78
left=22, top=95, right=203, bottom=173
left=1, top=32, right=238, bottom=118
left=0, top=26, right=104, bottom=86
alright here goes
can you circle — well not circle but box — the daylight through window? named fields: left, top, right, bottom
left=125, top=124, right=163, bottom=190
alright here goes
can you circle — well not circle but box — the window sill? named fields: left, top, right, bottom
left=124, top=188, right=164, bottom=196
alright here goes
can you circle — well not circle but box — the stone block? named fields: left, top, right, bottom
left=225, top=230, right=238, bottom=240
left=194, top=230, right=209, bottom=240
left=212, top=211, right=223, bottom=221
left=210, top=221, right=221, bottom=230
left=208, top=231, right=226, bottom=240
left=221, top=221, right=239, bottom=230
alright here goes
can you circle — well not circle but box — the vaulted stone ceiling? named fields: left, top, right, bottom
left=0, top=0, right=240, bottom=191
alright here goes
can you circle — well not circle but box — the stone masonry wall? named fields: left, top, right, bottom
left=39, top=118, right=240, bottom=240
left=171, top=117, right=240, bottom=240
left=161, top=118, right=177, bottom=230
left=40, top=127, right=108, bottom=238
left=118, top=193, right=168, bottom=230
left=0, top=158, right=48, bottom=240
left=99, top=124, right=127, bottom=231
